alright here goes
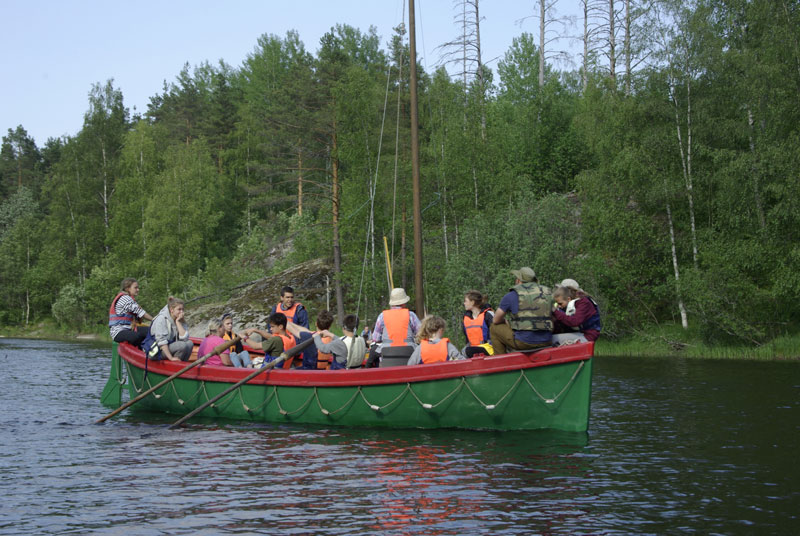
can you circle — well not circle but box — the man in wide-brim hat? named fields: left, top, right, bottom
left=491, top=267, right=553, bottom=354
left=366, top=288, right=421, bottom=367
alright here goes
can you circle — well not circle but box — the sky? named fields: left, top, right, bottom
left=1, top=0, right=581, bottom=147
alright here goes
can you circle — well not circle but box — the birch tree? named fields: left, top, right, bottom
left=82, top=80, right=128, bottom=254
left=653, top=0, right=702, bottom=268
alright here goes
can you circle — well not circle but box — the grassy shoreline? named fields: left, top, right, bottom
left=3, top=321, right=799, bottom=361
left=595, top=332, right=800, bottom=360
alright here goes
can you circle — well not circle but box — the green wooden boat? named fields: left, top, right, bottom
left=103, top=339, right=593, bottom=431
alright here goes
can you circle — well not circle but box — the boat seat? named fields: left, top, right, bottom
left=379, top=345, right=414, bottom=367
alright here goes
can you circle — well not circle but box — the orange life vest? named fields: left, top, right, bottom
left=420, top=338, right=449, bottom=364
left=463, top=309, right=491, bottom=346
left=316, top=335, right=333, bottom=369
left=223, top=331, right=244, bottom=353
left=275, top=301, right=303, bottom=324
left=382, top=308, right=413, bottom=346
left=273, top=332, right=296, bottom=369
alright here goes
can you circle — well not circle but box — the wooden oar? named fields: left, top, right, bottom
left=95, top=337, right=240, bottom=424
left=168, top=334, right=316, bottom=430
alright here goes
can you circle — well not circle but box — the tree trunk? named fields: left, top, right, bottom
left=64, top=190, right=83, bottom=285
left=139, top=145, right=148, bottom=277
left=246, top=129, right=252, bottom=235
left=474, top=0, right=486, bottom=141
left=539, top=0, right=546, bottom=88
left=747, top=106, right=767, bottom=230
left=25, top=238, right=30, bottom=326
left=583, top=0, right=590, bottom=93
left=101, top=143, right=111, bottom=254
left=609, top=0, right=617, bottom=82
left=624, top=0, right=631, bottom=94
left=670, top=75, right=699, bottom=268
left=665, top=195, right=689, bottom=329
left=297, top=145, right=304, bottom=217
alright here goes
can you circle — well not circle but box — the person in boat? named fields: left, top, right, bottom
left=551, top=278, right=601, bottom=344
left=360, top=320, right=371, bottom=343
left=108, top=277, right=153, bottom=348
left=287, top=310, right=347, bottom=370
left=407, top=315, right=466, bottom=365
left=220, top=312, right=251, bottom=367
left=343, top=314, right=368, bottom=369
left=490, top=267, right=553, bottom=354
left=268, top=286, right=309, bottom=331
left=366, top=287, right=421, bottom=367
left=242, top=313, right=295, bottom=368
left=197, top=319, right=233, bottom=366
left=146, top=297, right=193, bottom=361
left=462, top=290, right=494, bottom=358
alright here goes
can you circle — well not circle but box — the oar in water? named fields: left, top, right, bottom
left=168, top=334, right=316, bottom=430
left=95, top=337, right=240, bottom=424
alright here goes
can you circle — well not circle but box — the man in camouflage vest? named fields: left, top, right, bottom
left=490, top=267, right=553, bottom=354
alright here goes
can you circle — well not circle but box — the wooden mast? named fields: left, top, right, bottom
left=408, top=0, right=425, bottom=316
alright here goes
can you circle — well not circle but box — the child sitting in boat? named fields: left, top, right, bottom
left=287, top=310, right=348, bottom=370
left=242, top=313, right=296, bottom=368
left=343, top=314, right=368, bottom=368
left=221, top=312, right=250, bottom=367
left=407, top=316, right=466, bottom=365
left=197, top=319, right=233, bottom=366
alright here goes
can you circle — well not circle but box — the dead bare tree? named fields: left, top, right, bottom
left=437, top=0, right=486, bottom=98
left=517, top=0, right=571, bottom=88
left=575, top=0, right=606, bottom=92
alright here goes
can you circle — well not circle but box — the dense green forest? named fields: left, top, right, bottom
left=1, top=0, right=798, bottom=349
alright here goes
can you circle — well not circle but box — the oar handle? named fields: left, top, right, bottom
left=168, top=334, right=316, bottom=430
left=95, top=337, right=240, bottom=424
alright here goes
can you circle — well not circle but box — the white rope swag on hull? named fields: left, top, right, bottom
left=125, top=361, right=585, bottom=417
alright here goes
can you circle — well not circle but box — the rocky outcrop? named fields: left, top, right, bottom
left=184, top=258, right=334, bottom=337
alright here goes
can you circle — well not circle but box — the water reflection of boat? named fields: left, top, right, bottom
left=107, top=338, right=593, bottom=432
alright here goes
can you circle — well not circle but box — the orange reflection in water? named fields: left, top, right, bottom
left=364, top=439, right=480, bottom=534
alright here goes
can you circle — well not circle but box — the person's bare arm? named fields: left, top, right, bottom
left=242, top=327, right=271, bottom=339
left=286, top=321, right=312, bottom=338
left=175, top=310, right=188, bottom=339
left=493, top=308, right=507, bottom=325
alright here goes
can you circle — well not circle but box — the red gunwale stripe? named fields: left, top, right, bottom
left=118, top=340, right=593, bottom=388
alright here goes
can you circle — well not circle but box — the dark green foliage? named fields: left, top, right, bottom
left=1, top=2, right=798, bottom=350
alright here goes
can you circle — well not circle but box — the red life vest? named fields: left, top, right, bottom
left=275, top=301, right=303, bottom=324
left=108, top=292, right=135, bottom=328
left=382, top=308, right=413, bottom=346
left=316, top=335, right=333, bottom=369
left=273, top=332, right=296, bottom=369
left=420, top=338, right=449, bottom=364
left=463, top=309, right=491, bottom=346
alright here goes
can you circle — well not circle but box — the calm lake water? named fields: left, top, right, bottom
left=0, top=338, right=798, bottom=535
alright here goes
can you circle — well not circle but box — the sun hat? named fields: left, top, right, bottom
left=559, top=278, right=582, bottom=291
left=388, top=288, right=411, bottom=306
left=510, top=267, right=536, bottom=283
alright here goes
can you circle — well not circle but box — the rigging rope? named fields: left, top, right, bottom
left=357, top=1, right=407, bottom=318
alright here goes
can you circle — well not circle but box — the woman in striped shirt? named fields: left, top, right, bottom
left=108, top=278, right=153, bottom=347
